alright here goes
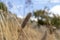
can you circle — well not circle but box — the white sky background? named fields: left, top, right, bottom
left=50, top=5, right=60, bottom=15
left=50, top=0, right=60, bottom=3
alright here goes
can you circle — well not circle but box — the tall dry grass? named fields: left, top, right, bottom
left=0, top=10, right=19, bottom=40
left=0, top=10, right=60, bottom=40
left=0, top=10, right=41, bottom=40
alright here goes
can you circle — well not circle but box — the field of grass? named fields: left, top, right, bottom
left=0, top=10, right=60, bottom=40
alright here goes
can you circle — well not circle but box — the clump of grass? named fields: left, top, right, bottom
left=0, top=10, right=42, bottom=40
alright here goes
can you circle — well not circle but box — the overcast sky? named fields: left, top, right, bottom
left=0, top=0, right=60, bottom=18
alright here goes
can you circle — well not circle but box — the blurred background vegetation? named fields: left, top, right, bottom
left=0, top=2, right=7, bottom=12
left=33, top=7, right=60, bottom=29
